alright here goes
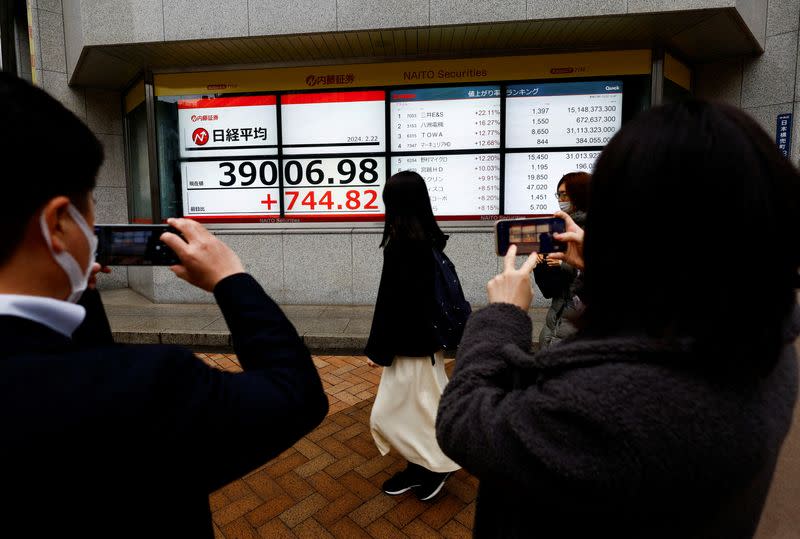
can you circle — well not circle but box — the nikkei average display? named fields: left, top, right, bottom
left=174, top=80, right=623, bottom=222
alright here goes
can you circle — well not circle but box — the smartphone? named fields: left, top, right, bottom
left=94, top=225, right=181, bottom=266
left=495, top=217, right=567, bottom=256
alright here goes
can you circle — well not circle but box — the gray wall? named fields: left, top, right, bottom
left=127, top=229, right=547, bottom=308
left=696, top=0, right=800, bottom=164
left=27, top=0, right=129, bottom=289
left=62, top=0, right=768, bottom=76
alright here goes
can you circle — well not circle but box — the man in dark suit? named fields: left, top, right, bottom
left=0, top=75, right=328, bottom=537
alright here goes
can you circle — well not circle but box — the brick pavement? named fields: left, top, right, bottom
left=198, top=353, right=477, bottom=539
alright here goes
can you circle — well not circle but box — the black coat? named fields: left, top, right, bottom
left=365, top=238, right=440, bottom=366
left=437, top=302, right=798, bottom=538
left=532, top=210, right=586, bottom=348
left=0, top=274, right=328, bottom=539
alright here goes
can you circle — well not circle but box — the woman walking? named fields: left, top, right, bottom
left=365, top=170, right=461, bottom=501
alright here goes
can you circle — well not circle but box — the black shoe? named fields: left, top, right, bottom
left=382, top=464, right=423, bottom=495
left=415, top=470, right=452, bottom=501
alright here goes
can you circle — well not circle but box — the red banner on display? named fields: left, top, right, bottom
left=281, top=90, right=385, bottom=105
left=178, top=95, right=277, bottom=109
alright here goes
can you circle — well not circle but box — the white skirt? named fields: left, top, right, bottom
left=370, top=351, right=461, bottom=473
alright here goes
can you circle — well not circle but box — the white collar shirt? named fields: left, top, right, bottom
left=0, top=294, right=86, bottom=337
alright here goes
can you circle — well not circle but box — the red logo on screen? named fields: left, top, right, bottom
left=550, top=67, right=575, bottom=74
left=305, top=73, right=355, bottom=87
left=192, top=128, right=209, bottom=145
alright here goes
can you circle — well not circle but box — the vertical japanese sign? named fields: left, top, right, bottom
left=27, top=0, right=37, bottom=84
left=776, top=113, right=792, bottom=158
left=178, top=96, right=280, bottom=220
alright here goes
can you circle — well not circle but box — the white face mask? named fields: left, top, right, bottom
left=39, top=203, right=97, bottom=303
left=559, top=201, right=572, bottom=213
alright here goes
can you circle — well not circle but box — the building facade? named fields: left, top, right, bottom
left=16, top=0, right=800, bottom=307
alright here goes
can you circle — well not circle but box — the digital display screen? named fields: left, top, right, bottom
left=174, top=80, right=624, bottom=222
left=505, top=81, right=623, bottom=148
left=178, top=95, right=278, bottom=158
left=391, top=154, right=499, bottom=217
left=505, top=218, right=565, bottom=255
left=504, top=150, right=601, bottom=215
left=281, top=91, right=386, bottom=155
left=94, top=226, right=180, bottom=266
left=390, top=86, right=501, bottom=151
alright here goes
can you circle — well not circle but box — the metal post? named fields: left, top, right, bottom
left=144, top=71, right=162, bottom=223
left=650, top=48, right=665, bottom=108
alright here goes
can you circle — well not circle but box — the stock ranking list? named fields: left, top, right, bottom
left=502, top=81, right=622, bottom=214
left=390, top=86, right=501, bottom=151
left=504, top=150, right=601, bottom=214
left=505, top=81, right=623, bottom=148
left=390, top=86, right=501, bottom=216
left=392, top=154, right=500, bottom=216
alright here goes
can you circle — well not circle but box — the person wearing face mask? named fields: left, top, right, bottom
left=532, top=172, right=590, bottom=349
left=0, top=74, right=328, bottom=539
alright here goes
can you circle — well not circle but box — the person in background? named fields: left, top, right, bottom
left=365, top=171, right=461, bottom=502
left=436, top=100, right=799, bottom=538
left=0, top=73, right=328, bottom=539
left=533, top=171, right=591, bottom=348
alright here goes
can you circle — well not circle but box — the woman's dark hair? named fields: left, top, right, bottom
left=380, top=171, right=446, bottom=249
left=557, top=172, right=591, bottom=213
left=580, top=100, right=800, bottom=371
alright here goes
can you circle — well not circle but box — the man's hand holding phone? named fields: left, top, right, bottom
left=549, top=211, right=585, bottom=270
left=160, top=218, right=245, bottom=292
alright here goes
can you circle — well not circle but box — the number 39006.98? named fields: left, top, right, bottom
left=217, top=158, right=380, bottom=187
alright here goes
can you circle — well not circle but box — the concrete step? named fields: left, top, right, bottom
left=102, top=288, right=548, bottom=353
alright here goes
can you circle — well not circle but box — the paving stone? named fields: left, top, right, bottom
left=213, top=494, right=262, bottom=527
left=366, top=517, right=410, bottom=539
left=209, top=490, right=232, bottom=513
left=206, top=355, right=477, bottom=537
left=263, top=451, right=310, bottom=478
left=349, top=495, right=398, bottom=527
left=325, top=453, right=368, bottom=478
left=453, top=502, right=475, bottom=528
left=221, top=516, right=261, bottom=539
left=256, top=518, right=296, bottom=539
left=440, top=520, right=472, bottom=539
left=444, top=475, right=477, bottom=504
left=245, top=495, right=295, bottom=528
left=317, top=437, right=352, bottom=459
left=293, top=517, right=335, bottom=538
left=403, top=519, right=444, bottom=538
left=385, top=496, right=429, bottom=529
left=294, top=452, right=337, bottom=478
left=306, top=471, right=347, bottom=501
left=329, top=516, right=373, bottom=539
left=221, top=479, right=256, bottom=502
left=275, top=471, right=315, bottom=501
left=279, top=492, right=328, bottom=528
left=243, top=469, right=284, bottom=501
left=314, top=492, right=363, bottom=526
left=340, top=470, right=382, bottom=501
left=294, top=438, right=325, bottom=459
left=419, top=494, right=465, bottom=530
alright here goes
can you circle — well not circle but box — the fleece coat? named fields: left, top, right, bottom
left=436, top=303, right=799, bottom=538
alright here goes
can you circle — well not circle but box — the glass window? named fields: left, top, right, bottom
left=124, top=101, right=152, bottom=223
